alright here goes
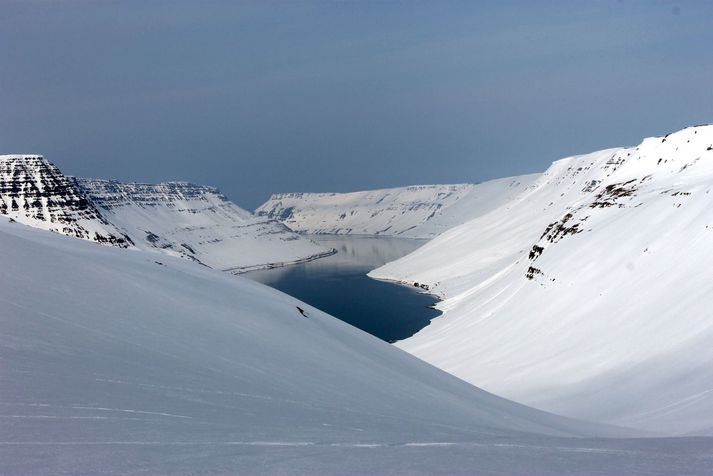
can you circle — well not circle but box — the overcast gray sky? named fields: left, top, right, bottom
left=1, top=0, right=712, bottom=209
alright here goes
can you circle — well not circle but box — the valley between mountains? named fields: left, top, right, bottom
left=3, top=124, right=713, bottom=475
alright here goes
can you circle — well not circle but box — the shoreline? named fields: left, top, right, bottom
left=367, top=274, right=446, bottom=303
left=300, top=231, right=433, bottom=241
left=224, top=248, right=338, bottom=274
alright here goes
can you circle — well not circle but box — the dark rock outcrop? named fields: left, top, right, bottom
left=0, top=155, right=131, bottom=247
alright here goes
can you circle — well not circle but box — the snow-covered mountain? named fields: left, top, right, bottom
left=371, top=124, right=713, bottom=436
left=0, top=155, right=332, bottom=272
left=256, top=176, right=538, bottom=239
left=0, top=155, right=132, bottom=247
left=7, top=216, right=697, bottom=476
left=74, top=178, right=332, bottom=272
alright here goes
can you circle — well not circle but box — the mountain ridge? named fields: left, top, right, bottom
left=370, top=124, right=713, bottom=435
left=0, top=154, right=331, bottom=271
left=74, top=177, right=333, bottom=271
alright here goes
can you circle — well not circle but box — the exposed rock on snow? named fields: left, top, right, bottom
left=0, top=155, right=131, bottom=247
left=256, top=177, right=538, bottom=239
left=371, top=124, right=713, bottom=435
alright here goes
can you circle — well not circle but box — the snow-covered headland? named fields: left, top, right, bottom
left=73, top=177, right=334, bottom=272
left=371, top=124, right=713, bottom=436
left=256, top=176, right=538, bottom=239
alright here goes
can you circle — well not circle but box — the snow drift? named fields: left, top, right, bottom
left=371, top=124, right=713, bottom=436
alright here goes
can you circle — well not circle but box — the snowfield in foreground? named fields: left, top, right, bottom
left=371, top=124, right=713, bottom=436
left=256, top=176, right=538, bottom=239
left=3, top=218, right=713, bottom=475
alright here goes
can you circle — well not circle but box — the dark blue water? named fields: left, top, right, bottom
left=244, top=235, right=441, bottom=343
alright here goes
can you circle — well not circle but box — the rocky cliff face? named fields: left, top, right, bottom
left=74, top=178, right=332, bottom=271
left=0, top=155, right=131, bottom=247
left=74, top=179, right=251, bottom=217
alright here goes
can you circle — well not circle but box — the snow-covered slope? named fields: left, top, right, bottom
left=0, top=155, right=131, bottom=247
left=256, top=176, right=538, bottom=239
left=5, top=217, right=695, bottom=476
left=74, top=178, right=333, bottom=272
left=371, top=125, right=713, bottom=436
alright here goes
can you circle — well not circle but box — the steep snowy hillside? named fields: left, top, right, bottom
left=6, top=218, right=702, bottom=476
left=74, top=178, right=333, bottom=271
left=0, top=155, right=131, bottom=247
left=256, top=176, right=538, bottom=239
left=371, top=125, right=713, bottom=436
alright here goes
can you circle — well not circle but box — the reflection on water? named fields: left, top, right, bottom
left=244, top=235, right=441, bottom=343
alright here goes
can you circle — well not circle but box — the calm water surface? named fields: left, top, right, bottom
left=243, top=235, right=441, bottom=342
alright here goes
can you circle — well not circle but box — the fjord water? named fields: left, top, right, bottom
left=244, top=235, right=441, bottom=342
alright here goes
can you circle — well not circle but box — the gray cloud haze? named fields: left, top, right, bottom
left=1, top=0, right=712, bottom=208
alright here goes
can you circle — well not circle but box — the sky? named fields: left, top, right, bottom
left=1, top=1, right=712, bottom=209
